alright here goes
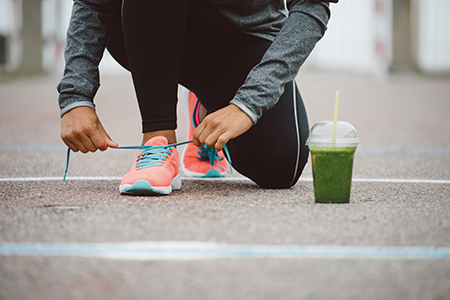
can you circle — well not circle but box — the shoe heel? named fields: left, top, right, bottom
left=171, top=174, right=182, bottom=190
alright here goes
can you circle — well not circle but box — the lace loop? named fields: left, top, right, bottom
left=197, top=145, right=232, bottom=175
left=197, top=145, right=223, bottom=164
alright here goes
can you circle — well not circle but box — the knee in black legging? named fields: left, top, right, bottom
left=229, top=143, right=309, bottom=189
left=226, top=82, right=309, bottom=189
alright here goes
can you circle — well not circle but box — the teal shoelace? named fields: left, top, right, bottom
left=197, top=145, right=228, bottom=172
left=190, top=100, right=229, bottom=172
left=135, top=145, right=175, bottom=170
left=63, top=140, right=232, bottom=181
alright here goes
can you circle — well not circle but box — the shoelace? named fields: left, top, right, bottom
left=197, top=145, right=228, bottom=172
left=135, top=146, right=175, bottom=170
left=63, top=140, right=232, bottom=181
left=190, top=100, right=229, bottom=172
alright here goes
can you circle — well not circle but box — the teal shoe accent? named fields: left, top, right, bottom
left=123, top=180, right=164, bottom=196
left=202, top=169, right=223, bottom=178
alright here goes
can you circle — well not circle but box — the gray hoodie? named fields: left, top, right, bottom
left=58, top=0, right=337, bottom=124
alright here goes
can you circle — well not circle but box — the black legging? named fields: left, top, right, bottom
left=106, top=0, right=310, bottom=188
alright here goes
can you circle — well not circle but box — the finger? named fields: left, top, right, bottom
left=61, top=131, right=76, bottom=152
left=198, top=123, right=220, bottom=149
left=61, top=127, right=78, bottom=152
left=63, top=138, right=79, bottom=153
left=80, top=135, right=98, bottom=153
left=76, top=141, right=91, bottom=154
left=90, top=133, right=118, bottom=151
left=192, top=138, right=203, bottom=148
left=196, top=114, right=221, bottom=145
left=203, top=128, right=224, bottom=150
left=70, top=137, right=89, bottom=153
left=78, top=123, right=105, bottom=152
left=88, top=128, right=110, bottom=151
left=69, top=128, right=95, bottom=153
left=98, top=123, right=118, bottom=149
left=78, top=121, right=117, bottom=152
left=215, top=132, right=233, bottom=151
left=89, top=135, right=107, bottom=151
left=62, top=130, right=89, bottom=153
left=62, top=124, right=94, bottom=153
left=192, top=124, right=205, bottom=147
left=106, top=138, right=119, bottom=148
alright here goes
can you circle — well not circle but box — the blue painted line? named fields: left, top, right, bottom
left=0, top=145, right=67, bottom=151
left=0, top=242, right=449, bottom=260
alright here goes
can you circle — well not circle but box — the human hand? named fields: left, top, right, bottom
left=60, top=106, right=118, bottom=153
left=192, top=104, right=253, bottom=151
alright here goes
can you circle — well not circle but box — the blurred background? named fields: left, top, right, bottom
left=0, top=0, right=449, bottom=78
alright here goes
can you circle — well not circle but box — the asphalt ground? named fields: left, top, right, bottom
left=1, top=71, right=450, bottom=300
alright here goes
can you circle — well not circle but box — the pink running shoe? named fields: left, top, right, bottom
left=180, top=88, right=229, bottom=177
left=120, top=136, right=181, bottom=195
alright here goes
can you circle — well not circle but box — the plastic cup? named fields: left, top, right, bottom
left=306, top=121, right=360, bottom=203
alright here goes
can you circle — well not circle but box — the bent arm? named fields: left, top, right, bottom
left=230, top=0, right=337, bottom=124
left=57, top=0, right=120, bottom=117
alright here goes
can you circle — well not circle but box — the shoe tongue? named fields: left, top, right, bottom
left=144, top=136, right=169, bottom=147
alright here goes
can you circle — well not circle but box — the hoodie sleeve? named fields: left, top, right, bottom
left=57, top=0, right=120, bottom=117
left=230, top=0, right=337, bottom=124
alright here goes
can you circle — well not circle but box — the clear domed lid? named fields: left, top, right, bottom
left=306, top=121, right=360, bottom=147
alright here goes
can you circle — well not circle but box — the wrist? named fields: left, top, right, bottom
left=60, top=101, right=96, bottom=118
left=229, top=100, right=258, bottom=125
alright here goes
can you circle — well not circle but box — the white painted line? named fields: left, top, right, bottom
left=0, top=241, right=449, bottom=260
left=0, top=176, right=250, bottom=182
left=181, top=176, right=252, bottom=182
left=1, top=176, right=450, bottom=184
left=0, top=176, right=122, bottom=182
left=352, top=178, right=450, bottom=184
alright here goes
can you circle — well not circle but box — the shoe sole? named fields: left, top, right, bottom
left=119, top=175, right=181, bottom=196
left=180, top=150, right=227, bottom=178
left=180, top=163, right=225, bottom=178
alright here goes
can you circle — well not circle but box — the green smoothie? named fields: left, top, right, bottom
left=309, top=147, right=357, bottom=203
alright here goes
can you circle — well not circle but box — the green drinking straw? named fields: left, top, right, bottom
left=332, top=91, right=340, bottom=143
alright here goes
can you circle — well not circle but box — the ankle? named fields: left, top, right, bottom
left=142, top=130, right=177, bottom=145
